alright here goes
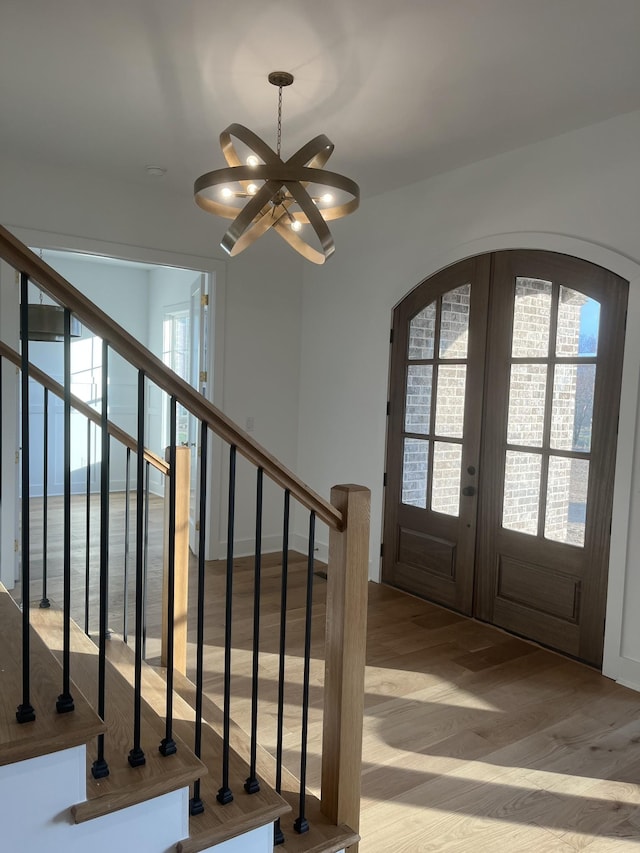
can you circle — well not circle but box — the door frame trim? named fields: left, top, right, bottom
left=385, top=230, right=640, bottom=687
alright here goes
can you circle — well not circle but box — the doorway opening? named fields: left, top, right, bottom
left=25, top=249, right=216, bottom=558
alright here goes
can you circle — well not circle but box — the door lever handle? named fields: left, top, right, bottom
left=462, top=485, right=476, bottom=497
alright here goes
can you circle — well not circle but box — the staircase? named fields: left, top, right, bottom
left=0, top=225, right=370, bottom=853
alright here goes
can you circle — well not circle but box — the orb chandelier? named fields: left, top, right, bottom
left=194, top=72, right=360, bottom=265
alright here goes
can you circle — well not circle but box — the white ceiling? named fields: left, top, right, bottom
left=2, top=0, right=640, bottom=202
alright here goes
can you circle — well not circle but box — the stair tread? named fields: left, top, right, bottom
left=101, top=640, right=290, bottom=852
left=20, top=597, right=357, bottom=852
left=29, top=605, right=206, bottom=823
left=171, top=670, right=359, bottom=853
left=0, top=585, right=105, bottom=766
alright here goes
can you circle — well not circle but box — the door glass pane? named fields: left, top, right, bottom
left=512, top=278, right=552, bottom=358
left=408, top=303, right=436, bottom=360
left=435, top=365, right=466, bottom=438
left=431, top=442, right=462, bottom=516
left=439, top=284, right=471, bottom=359
left=545, top=457, right=589, bottom=547
left=551, top=364, right=596, bottom=452
left=557, top=287, right=600, bottom=357
left=502, top=451, right=541, bottom=535
left=402, top=438, right=429, bottom=508
left=507, top=364, right=547, bottom=447
left=405, top=365, right=432, bottom=434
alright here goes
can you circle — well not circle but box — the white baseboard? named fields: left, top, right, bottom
left=218, top=535, right=330, bottom=562
left=608, top=655, right=640, bottom=693
left=219, top=534, right=284, bottom=559
left=290, top=533, right=329, bottom=564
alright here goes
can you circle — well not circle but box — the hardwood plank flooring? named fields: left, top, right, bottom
left=18, top=494, right=640, bottom=851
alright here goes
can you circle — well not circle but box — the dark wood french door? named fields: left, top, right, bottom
left=382, top=250, right=628, bottom=666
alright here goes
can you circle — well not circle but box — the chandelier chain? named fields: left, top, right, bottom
left=277, top=85, right=283, bottom=158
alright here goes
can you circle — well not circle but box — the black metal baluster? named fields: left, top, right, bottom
left=293, top=511, right=315, bottom=835
left=56, top=307, right=74, bottom=715
left=245, top=467, right=263, bottom=795
left=84, top=417, right=91, bottom=632
left=190, top=421, right=208, bottom=816
left=217, top=443, right=236, bottom=805
left=92, top=340, right=110, bottom=779
left=128, top=369, right=146, bottom=768
left=159, top=396, right=177, bottom=756
left=39, top=387, right=50, bottom=610
left=273, top=489, right=291, bottom=846
left=16, top=273, right=35, bottom=724
left=142, top=460, right=150, bottom=661
left=123, top=447, right=131, bottom=643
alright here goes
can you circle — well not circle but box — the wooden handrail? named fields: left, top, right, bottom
left=0, top=225, right=343, bottom=531
left=0, top=340, right=169, bottom=476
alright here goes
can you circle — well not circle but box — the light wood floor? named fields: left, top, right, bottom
left=21, top=494, right=640, bottom=851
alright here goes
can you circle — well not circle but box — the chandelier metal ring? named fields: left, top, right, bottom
left=193, top=161, right=361, bottom=222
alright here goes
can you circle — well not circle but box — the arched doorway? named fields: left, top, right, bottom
left=382, top=250, right=628, bottom=666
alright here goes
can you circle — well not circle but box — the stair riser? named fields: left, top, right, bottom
left=195, top=824, right=273, bottom=853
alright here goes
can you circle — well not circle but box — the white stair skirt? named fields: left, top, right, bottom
left=0, top=745, right=187, bottom=853
left=0, top=744, right=293, bottom=853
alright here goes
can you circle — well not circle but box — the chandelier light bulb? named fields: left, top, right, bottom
left=247, top=183, right=258, bottom=195
left=321, top=193, right=334, bottom=203
left=291, top=220, right=302, bottom=232
left=221, top=187, right=233, bottom=199
left=247, top=155, right=260, bottom=167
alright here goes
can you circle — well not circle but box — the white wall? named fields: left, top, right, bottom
left=46, top=253, right=151, bottom=338
left=296, top=109, right=640, bottom=688
left=220, top=258, right=302, bottom=554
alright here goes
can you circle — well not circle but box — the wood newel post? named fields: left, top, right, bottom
left=321, top=483, right=370, bottom=852
left=161, top=445, right=190, bottom=675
